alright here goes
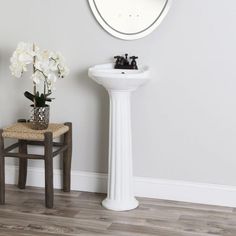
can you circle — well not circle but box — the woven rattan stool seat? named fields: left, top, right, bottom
left=3, top=123, right=69, bottom=141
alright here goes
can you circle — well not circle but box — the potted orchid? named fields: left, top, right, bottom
left=10, top=42, right=69, bottom=130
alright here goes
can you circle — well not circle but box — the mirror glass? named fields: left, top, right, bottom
left=88, top=0, right=171, bottom=40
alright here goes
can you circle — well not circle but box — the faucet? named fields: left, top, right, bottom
left=122, top=54, right=129, bottom=66
left=114, top=54, right=138, bottom=70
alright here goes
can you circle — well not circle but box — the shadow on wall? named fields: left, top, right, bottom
left=0, top=47, right=30, bottom=126
left=61, top=68, right=109, bottom=173
left=0, top=46, right=35, bottom=167
left=0, top=47, right=19, bottom=167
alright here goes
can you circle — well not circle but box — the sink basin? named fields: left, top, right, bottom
left=88, top=62, right=150, bottom=211
left=88, top=63, right=149, bottom=90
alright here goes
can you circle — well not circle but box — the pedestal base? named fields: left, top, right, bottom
left=102, top=197, right=139, bottom=211
left=104, top=91, right=138, bottom=211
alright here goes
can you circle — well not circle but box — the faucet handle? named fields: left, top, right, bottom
left=130, top=56, right=138, bottom=60
left=114, top=55, right=121, bottom=62
left=129, top=56, right=138, bottom=70
left=114, top=56, right=122, bottom=63
left=114, top=56, right=123, bottom=68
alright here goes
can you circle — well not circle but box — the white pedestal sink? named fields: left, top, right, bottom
left=88, top=63, right=150, bottom=211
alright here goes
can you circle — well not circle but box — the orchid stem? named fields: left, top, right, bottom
left=33, top=43, right=36, bottom=107
left=44, top=81, right=46, bottom=96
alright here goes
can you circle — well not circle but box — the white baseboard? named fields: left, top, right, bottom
left=5, top=165, right=236, bottom=208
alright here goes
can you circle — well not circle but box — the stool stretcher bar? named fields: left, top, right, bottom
left=3, top=142, right=68, bottom=159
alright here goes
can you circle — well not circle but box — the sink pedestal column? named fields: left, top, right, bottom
left=102, top=90, right=139, bottom=211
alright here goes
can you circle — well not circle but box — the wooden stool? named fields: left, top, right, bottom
left=0, top=121, right=72, bottom=208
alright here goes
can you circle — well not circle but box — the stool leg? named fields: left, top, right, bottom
left=63, top=122, right=72, bottom=192
left=0, top=130, right=5, bottom=205
left=44, top=132, right=53, bottom=208
left=18, top=140, right=28, bottom=189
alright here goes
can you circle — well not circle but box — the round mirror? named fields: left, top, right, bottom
left=88, top=0, right=171, bottom=40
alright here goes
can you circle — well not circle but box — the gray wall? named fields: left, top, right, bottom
left=0, top=0, right=236, bottom=186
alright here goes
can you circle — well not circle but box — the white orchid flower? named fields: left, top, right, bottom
left=32, top=71, right=45, bottom=84
left=10, top=42, right=69, bottom=97
left=18, top=53, right=33, bottom=64
left=58, top=64, right=69, bottom=78
left=9, top=63, right=23, bottom=78
left=47, top=72, right=57, bottom=83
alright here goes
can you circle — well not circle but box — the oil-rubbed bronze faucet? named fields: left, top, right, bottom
left=114, top=54, right=138, bottom=70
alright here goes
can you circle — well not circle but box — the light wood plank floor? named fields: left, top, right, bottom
left=0, top=185, right=235, bottom=236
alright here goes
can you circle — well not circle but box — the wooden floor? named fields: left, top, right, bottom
left=0, top=185, right=235, bottom=236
